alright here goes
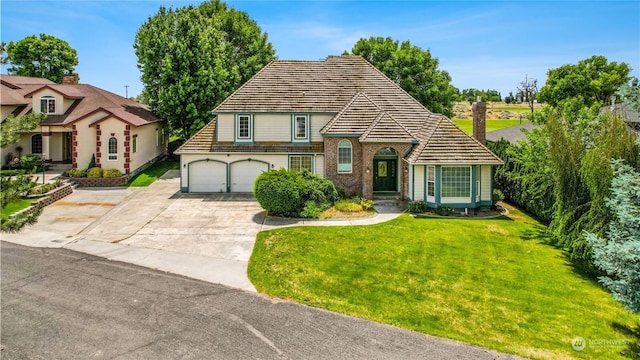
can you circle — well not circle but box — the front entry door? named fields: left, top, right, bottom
left=63, top=132, right=72, bottom=162
left=373, top=159, right=396, bottom=191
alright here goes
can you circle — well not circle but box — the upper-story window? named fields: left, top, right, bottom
left=337, top=140, right=352, bottom=173
left=108, top=137, right=118, bottom=161
left=293, top=115, right=308, bottom=141
left=236, top=115, right=252, bottom=141
left=40, top=96, right=55, bottom=114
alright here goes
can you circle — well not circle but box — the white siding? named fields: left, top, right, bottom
left=255, top=114, right=290, bottom=142
left=315, top=154, right=325, bottom=177
left=481, top=165, right=492, bottom=201
left=413, top=165, right=425, bottom=201
left=310, top=114, right=332, bottom=142
left=217, top=114, right=234, bottom=141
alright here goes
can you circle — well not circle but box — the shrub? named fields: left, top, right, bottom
left=87, top=167, right=103, bottom=178
left=0, top=169, right=28, bottom=177
left=300, top=200, right=330, bottom=219
left=102, top=168, right=123, bottom=178
left=408, top=200, right=428, bottom=213
left=435, top=205, right=454, bottom=216
left=20, top=154, right=41, bottom=170
left=65, top=169, right=87, bottom=178
left=492, top=188, right=504, bottom=203
left=335, top=199, right=363, bottom=212
left=88, top=154, right=96, bottom=169
left=359, top=198, right=374, bottom=211
left=254, top=169, right=338, bottom=218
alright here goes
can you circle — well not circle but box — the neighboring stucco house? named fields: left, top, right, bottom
left=177, top=56, right=502, bottom=209
left=1, top=74, right=166, bottom=175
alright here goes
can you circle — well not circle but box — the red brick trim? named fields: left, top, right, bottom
left=71, top=125, right=78, bottom=168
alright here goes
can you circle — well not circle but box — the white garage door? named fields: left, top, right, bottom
left=230, top=160, right=268, bottom=192
left=189, top=160, right=227, bottom=193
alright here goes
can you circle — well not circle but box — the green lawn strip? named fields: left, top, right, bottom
left=127, top=161, right=179, bottom=187
left=453, top=119, right=529, bottom=135
left=1, top=198, right=36, bottom=221
left=248, top=207, right=639, bottom=360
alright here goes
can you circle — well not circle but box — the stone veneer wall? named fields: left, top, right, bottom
left=9, top=183, right=74, bottom=220
left=67, top=175, right=127, bottom=187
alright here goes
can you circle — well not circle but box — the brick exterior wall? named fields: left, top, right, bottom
left=71, top=125, right=78, bottom=168
left=324, top=137, right=413, bottom=199
left=95, top=124, right=102, bottom=167
left=124, top=125, right=131, bottom=174
left=472, top=100, right=487, bottom=145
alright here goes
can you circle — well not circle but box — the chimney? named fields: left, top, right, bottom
left=62, top=74, right=79, bottom=85
left=472, top=96, right=486, bottom=145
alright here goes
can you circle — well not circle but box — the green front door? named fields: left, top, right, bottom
left=373, top=159, right=396, bottom=191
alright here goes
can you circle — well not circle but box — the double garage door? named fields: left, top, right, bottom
left=188, top=159, right=269, bottom=193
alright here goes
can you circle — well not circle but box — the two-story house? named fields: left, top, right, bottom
left=176, top=56, right=502, bottom=209
left=1, top=74, right=166, bottom=175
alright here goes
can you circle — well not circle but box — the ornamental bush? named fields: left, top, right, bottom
left=87, top=167, right=103, bottom=178
left=254, top=169, right=338, bottom=218
left=102, top=168, right=123, bottom=178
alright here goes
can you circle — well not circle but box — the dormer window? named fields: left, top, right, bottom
left=293, top=115, right=309, bottom=141
left=235, top=114, right=253, bottom=142
left=40, top=96, right=56, bottom=114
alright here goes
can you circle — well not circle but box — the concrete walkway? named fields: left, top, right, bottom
left=2, top=170, right=405, bottom=293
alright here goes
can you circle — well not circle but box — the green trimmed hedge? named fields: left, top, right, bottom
left=254, top=169, right=339, bottom=218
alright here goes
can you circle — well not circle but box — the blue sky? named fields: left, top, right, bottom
left=2, top=1, right=638, bottom=99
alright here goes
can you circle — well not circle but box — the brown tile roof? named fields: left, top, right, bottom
left=183, top=56, right=501, bottom=164
left=408, top=117, right=502, bottom=164
left=0, top=75, right=161, bottom=127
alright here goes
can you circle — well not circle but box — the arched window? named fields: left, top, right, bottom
left=40, top=96, right=55, bottom=114
left=108, top=137, right=117, bottom=160
left=31, top=134, right=42, bottom=154
left=337, top=140, right=352, bottom=173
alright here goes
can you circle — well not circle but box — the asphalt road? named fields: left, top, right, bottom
left=1, top=242, right=522, bottom=359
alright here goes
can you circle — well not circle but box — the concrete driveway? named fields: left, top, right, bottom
left=2, top=170, right=265, bottom=292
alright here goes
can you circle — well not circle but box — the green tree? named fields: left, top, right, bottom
left=6, top=34, right=79, bottom=83
left=586, top=158, right=640, bottom=314
left=0, top=113, right=46, bottom=148
left=347, top=37, right=458, bottom=117
left=0, top=174, right=42, bottom=233
left=134, top=0, right=275, bottom=140
left=616, top=77, right=640, bottom=111
left=537, top=55, right=631, bottom=109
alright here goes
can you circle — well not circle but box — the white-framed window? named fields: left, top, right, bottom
left=337, top=140, right=352, bottom=173
left=427, top=166, right=435, bottom=197
left=40, top=96, right=55, bottom=114
left=293, top=115, right=308, bottom=141
left=108, top=137, right=118, bottom=161
left=31, top=133, right=43, bottom=154
left=155, top=128, right=159, bottom=146
left=132, top=135, right=137, bottom=154
left=236, top=115, right=252, bottom=140
left=441, top=166, right=471, bottom=198
left=289, top=155, right=313, bottom=172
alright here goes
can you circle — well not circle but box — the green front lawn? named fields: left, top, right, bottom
left=127, top=161, right=179, bottom=187
left=248, top=204, right=639, bottom=359
left=453, top=119, right=529, bottom=135
left=1, top=198, right=36, bottom=221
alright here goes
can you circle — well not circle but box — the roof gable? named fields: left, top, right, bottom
left=321, top=92, right=382, bottom=135
left=359, top=112, right=415, bottom=143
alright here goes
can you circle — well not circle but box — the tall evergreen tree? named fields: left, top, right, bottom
left=586, top=158, right=640, bottom=314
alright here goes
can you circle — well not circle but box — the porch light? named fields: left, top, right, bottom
left=366, top=166, right=370, bottom=174
left=404, top=166, right=408, bottom=173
